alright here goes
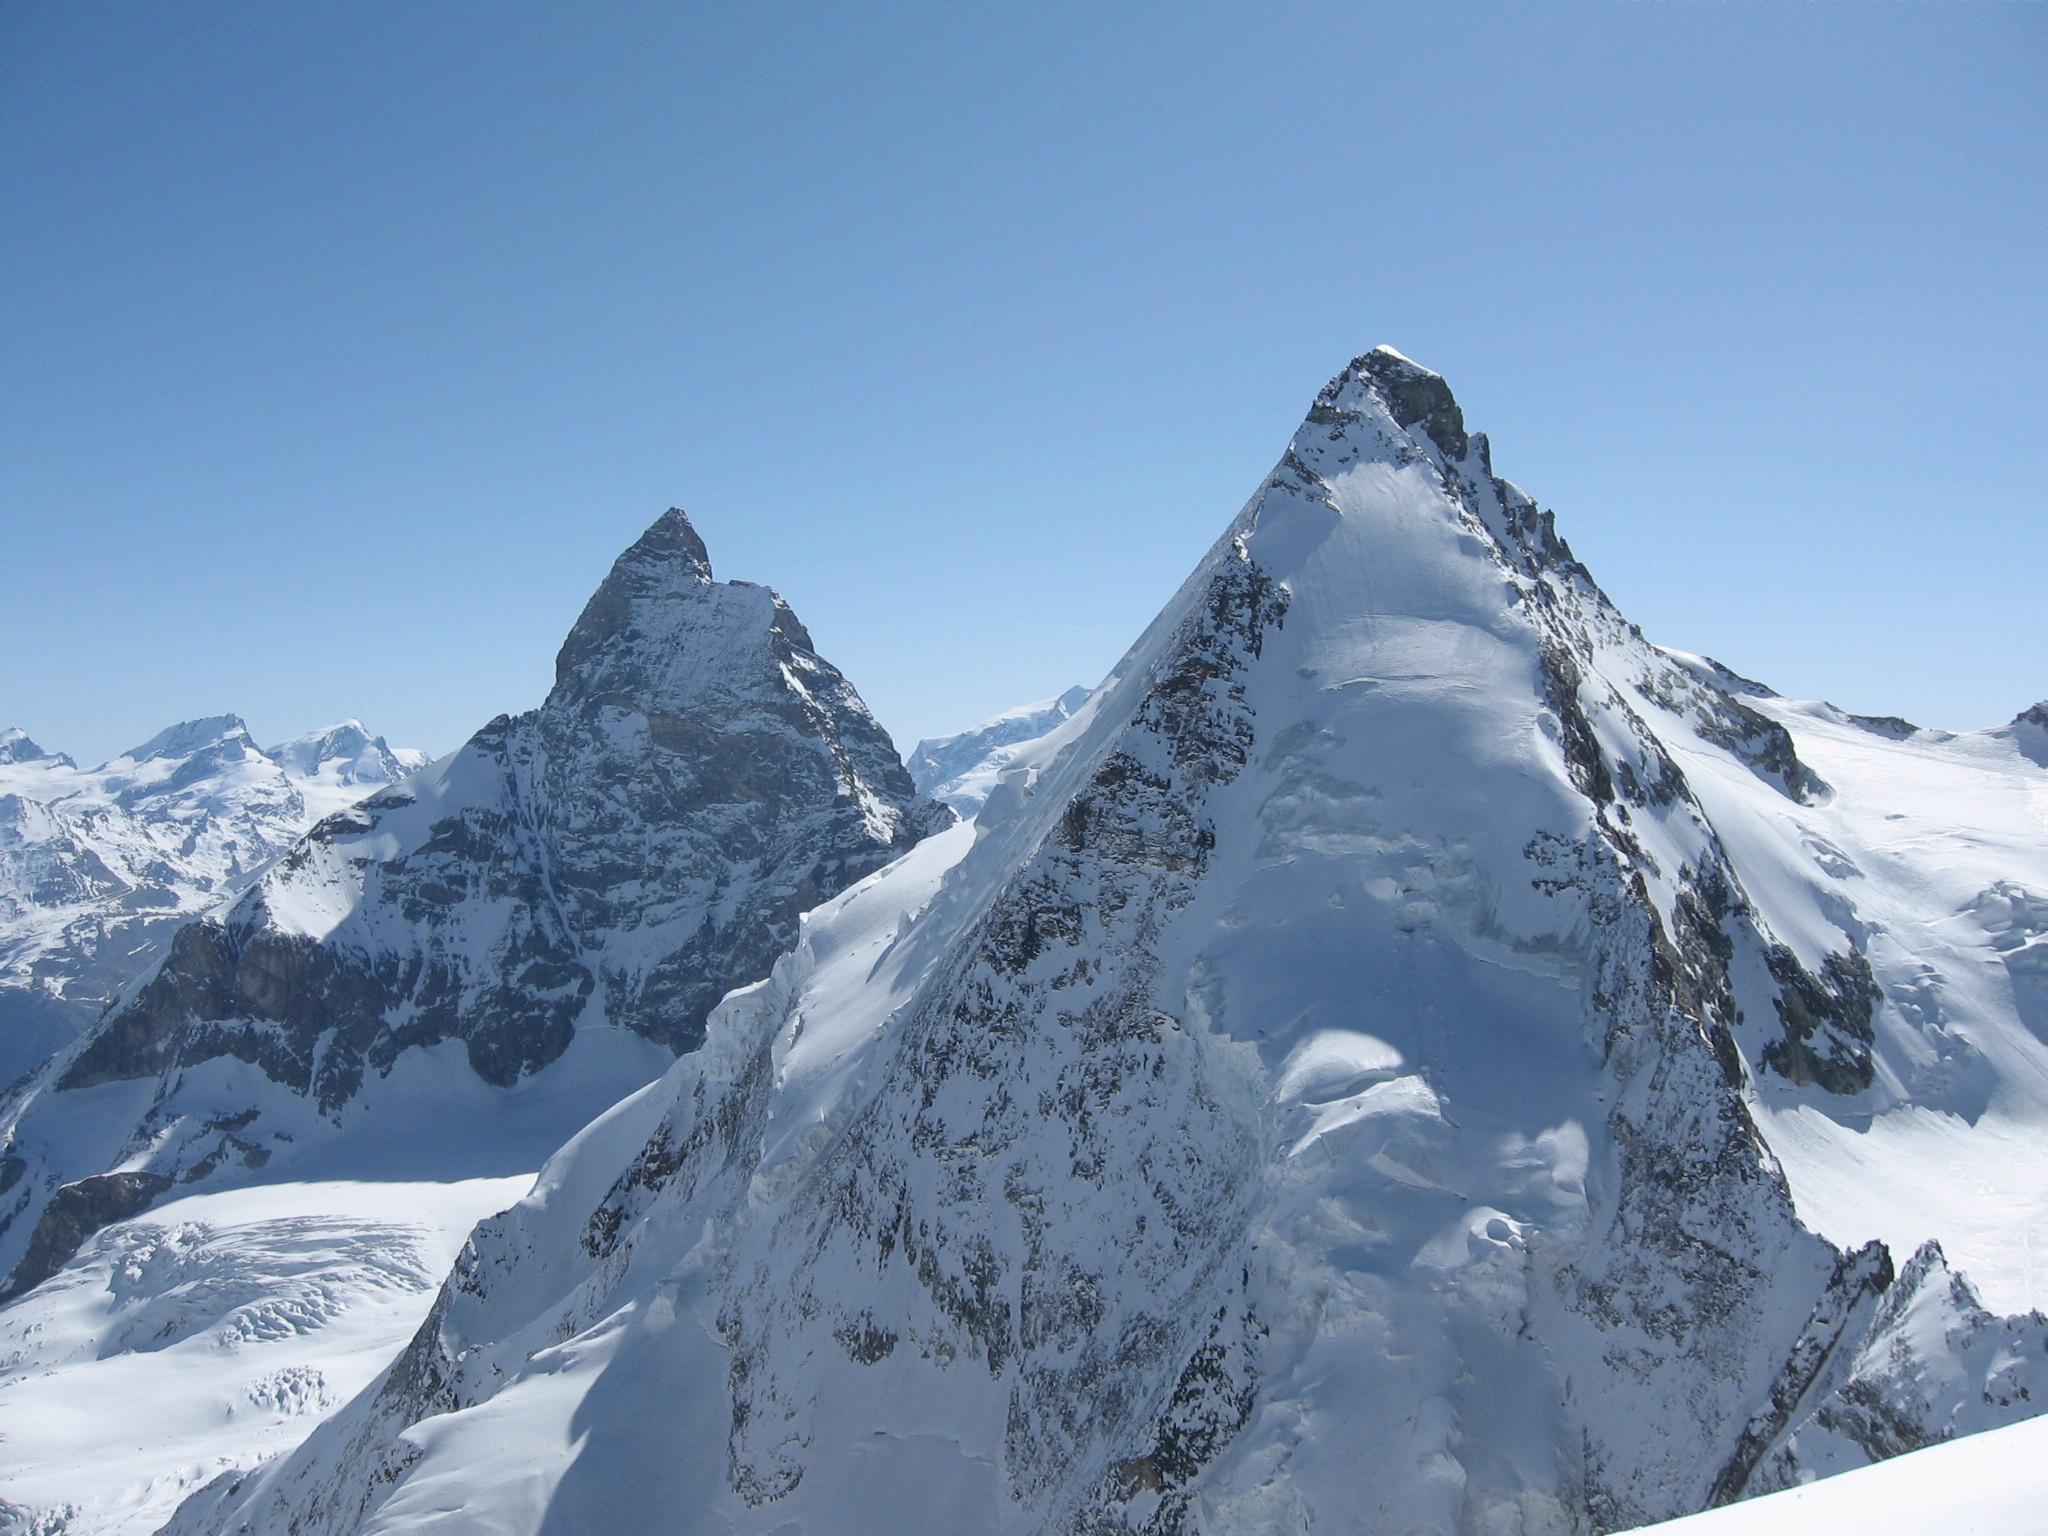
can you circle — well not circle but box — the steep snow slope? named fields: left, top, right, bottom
left=908, top=686, right=1092, bottom=815
left=0, top=508, right=948, bottom=1534
left=174, top=353, right=2048, bottom=1536
left=1628, top=1410, right=2048, bottom=1536
left=0, top=721, right=426, bottom=1085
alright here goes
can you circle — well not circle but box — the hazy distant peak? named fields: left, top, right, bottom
left=120, top=714, right=254, bottom=764
left=0, top=727, right=69, bottom=767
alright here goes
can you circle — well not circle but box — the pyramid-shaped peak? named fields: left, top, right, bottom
left=1311, top=344, right=1470, bottom=462
left=625, top=506, right=713, bottom=581
left=553, top=508, right=720, bottom=688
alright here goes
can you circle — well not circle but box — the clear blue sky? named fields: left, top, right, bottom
left=2, top=2, right=2042, bottom=765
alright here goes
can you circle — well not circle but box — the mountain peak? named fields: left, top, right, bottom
left=0, top=727, right=65, bottom=766
left=1310, top=344, right=1470, bottom=462
left=264, top=720, right=418, bottom=784
left=121, top=714, right=253, bottom=763
left=552, top=507, right=716, bottom=688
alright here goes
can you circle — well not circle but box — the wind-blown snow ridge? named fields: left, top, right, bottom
left=907, top=685, right=1093, bottom=815
left=171, top=351, right=2048, bottom=1536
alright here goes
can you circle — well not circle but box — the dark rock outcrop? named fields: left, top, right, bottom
left=0, top=1170, right=174, bottom=1303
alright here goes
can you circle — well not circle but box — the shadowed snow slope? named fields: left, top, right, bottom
left=175, top=354, right=2046, bottom=1536
left=0, top=720, right=426, bottom=1085
left=0, top=509, right=948, bottom=1534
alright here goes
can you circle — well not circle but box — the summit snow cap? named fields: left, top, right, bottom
left=263, top=721, right=427, bottom=786
left=120, top=714, right=255, bottom=764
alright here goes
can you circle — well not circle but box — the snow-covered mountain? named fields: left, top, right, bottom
left=175, top=350, right=2048, bottom=1536
left=908, top=686, right=1091, bottom=815
left=0, top=719, right=427, bottom=1086
left=0, top=508, right=949, bottom=1536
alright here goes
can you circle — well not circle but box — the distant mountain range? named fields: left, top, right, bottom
left=908, top=685, right=1091, bottom=815
left=0, top=718, right=426, bottom=1085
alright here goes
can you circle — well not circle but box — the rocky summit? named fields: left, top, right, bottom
left=170, top=351, right=2048, bottom=1536
left=0, top=507, right=947, bottom=1353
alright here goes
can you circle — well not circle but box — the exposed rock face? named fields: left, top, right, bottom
left=176, top=353, right=2048, bottom=1536
left=0, top=719, right=425, bottom=1086
left=0, top=508, right=949, bottom=1303
left=1998, top=699, right=2048, bottom=768
left=0, top=1169, right=173, bottom=1303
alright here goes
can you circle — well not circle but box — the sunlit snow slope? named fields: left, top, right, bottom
left=0, top=1176, right=525, bottom=1536
left=179, top=350, right=2048, bottom=1536
left=1630, top=1411, right=2048, bottom=1536
left=908, top=686, right=1091, bottom=816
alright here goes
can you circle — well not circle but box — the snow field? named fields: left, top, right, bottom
left=1630, top=1412, right=2048, bottom=1536
left=0, top=1176, right=527, bottom=1536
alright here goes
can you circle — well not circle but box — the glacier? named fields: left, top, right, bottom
left=159, top=350, right=2048, bottom=1535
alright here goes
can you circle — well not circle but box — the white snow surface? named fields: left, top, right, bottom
left=0, top=718, right=425, bottom=1083
left=906, top=685, right=1092, bottom=815
left=1629, top=1411, right=2048, bottom=1535
left=0, top=1024, right=667, bottom=1536
left=1681, top=693, right=2048, bottom=1315
left=178, top=351, right=2048, bottom=1536
left=0, top=1175, right=525, bottom=1536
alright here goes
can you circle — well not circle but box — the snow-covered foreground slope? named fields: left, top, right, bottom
left=1630, top=1411, right=2048, bottom=1535
left=0, top=721, right=426, bottom=1085
left=908, top=686, right=1091, bottom=815
left=0, top=509, right=947, bottom=1534
left=178, top=351, right=2048, bottom=1536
